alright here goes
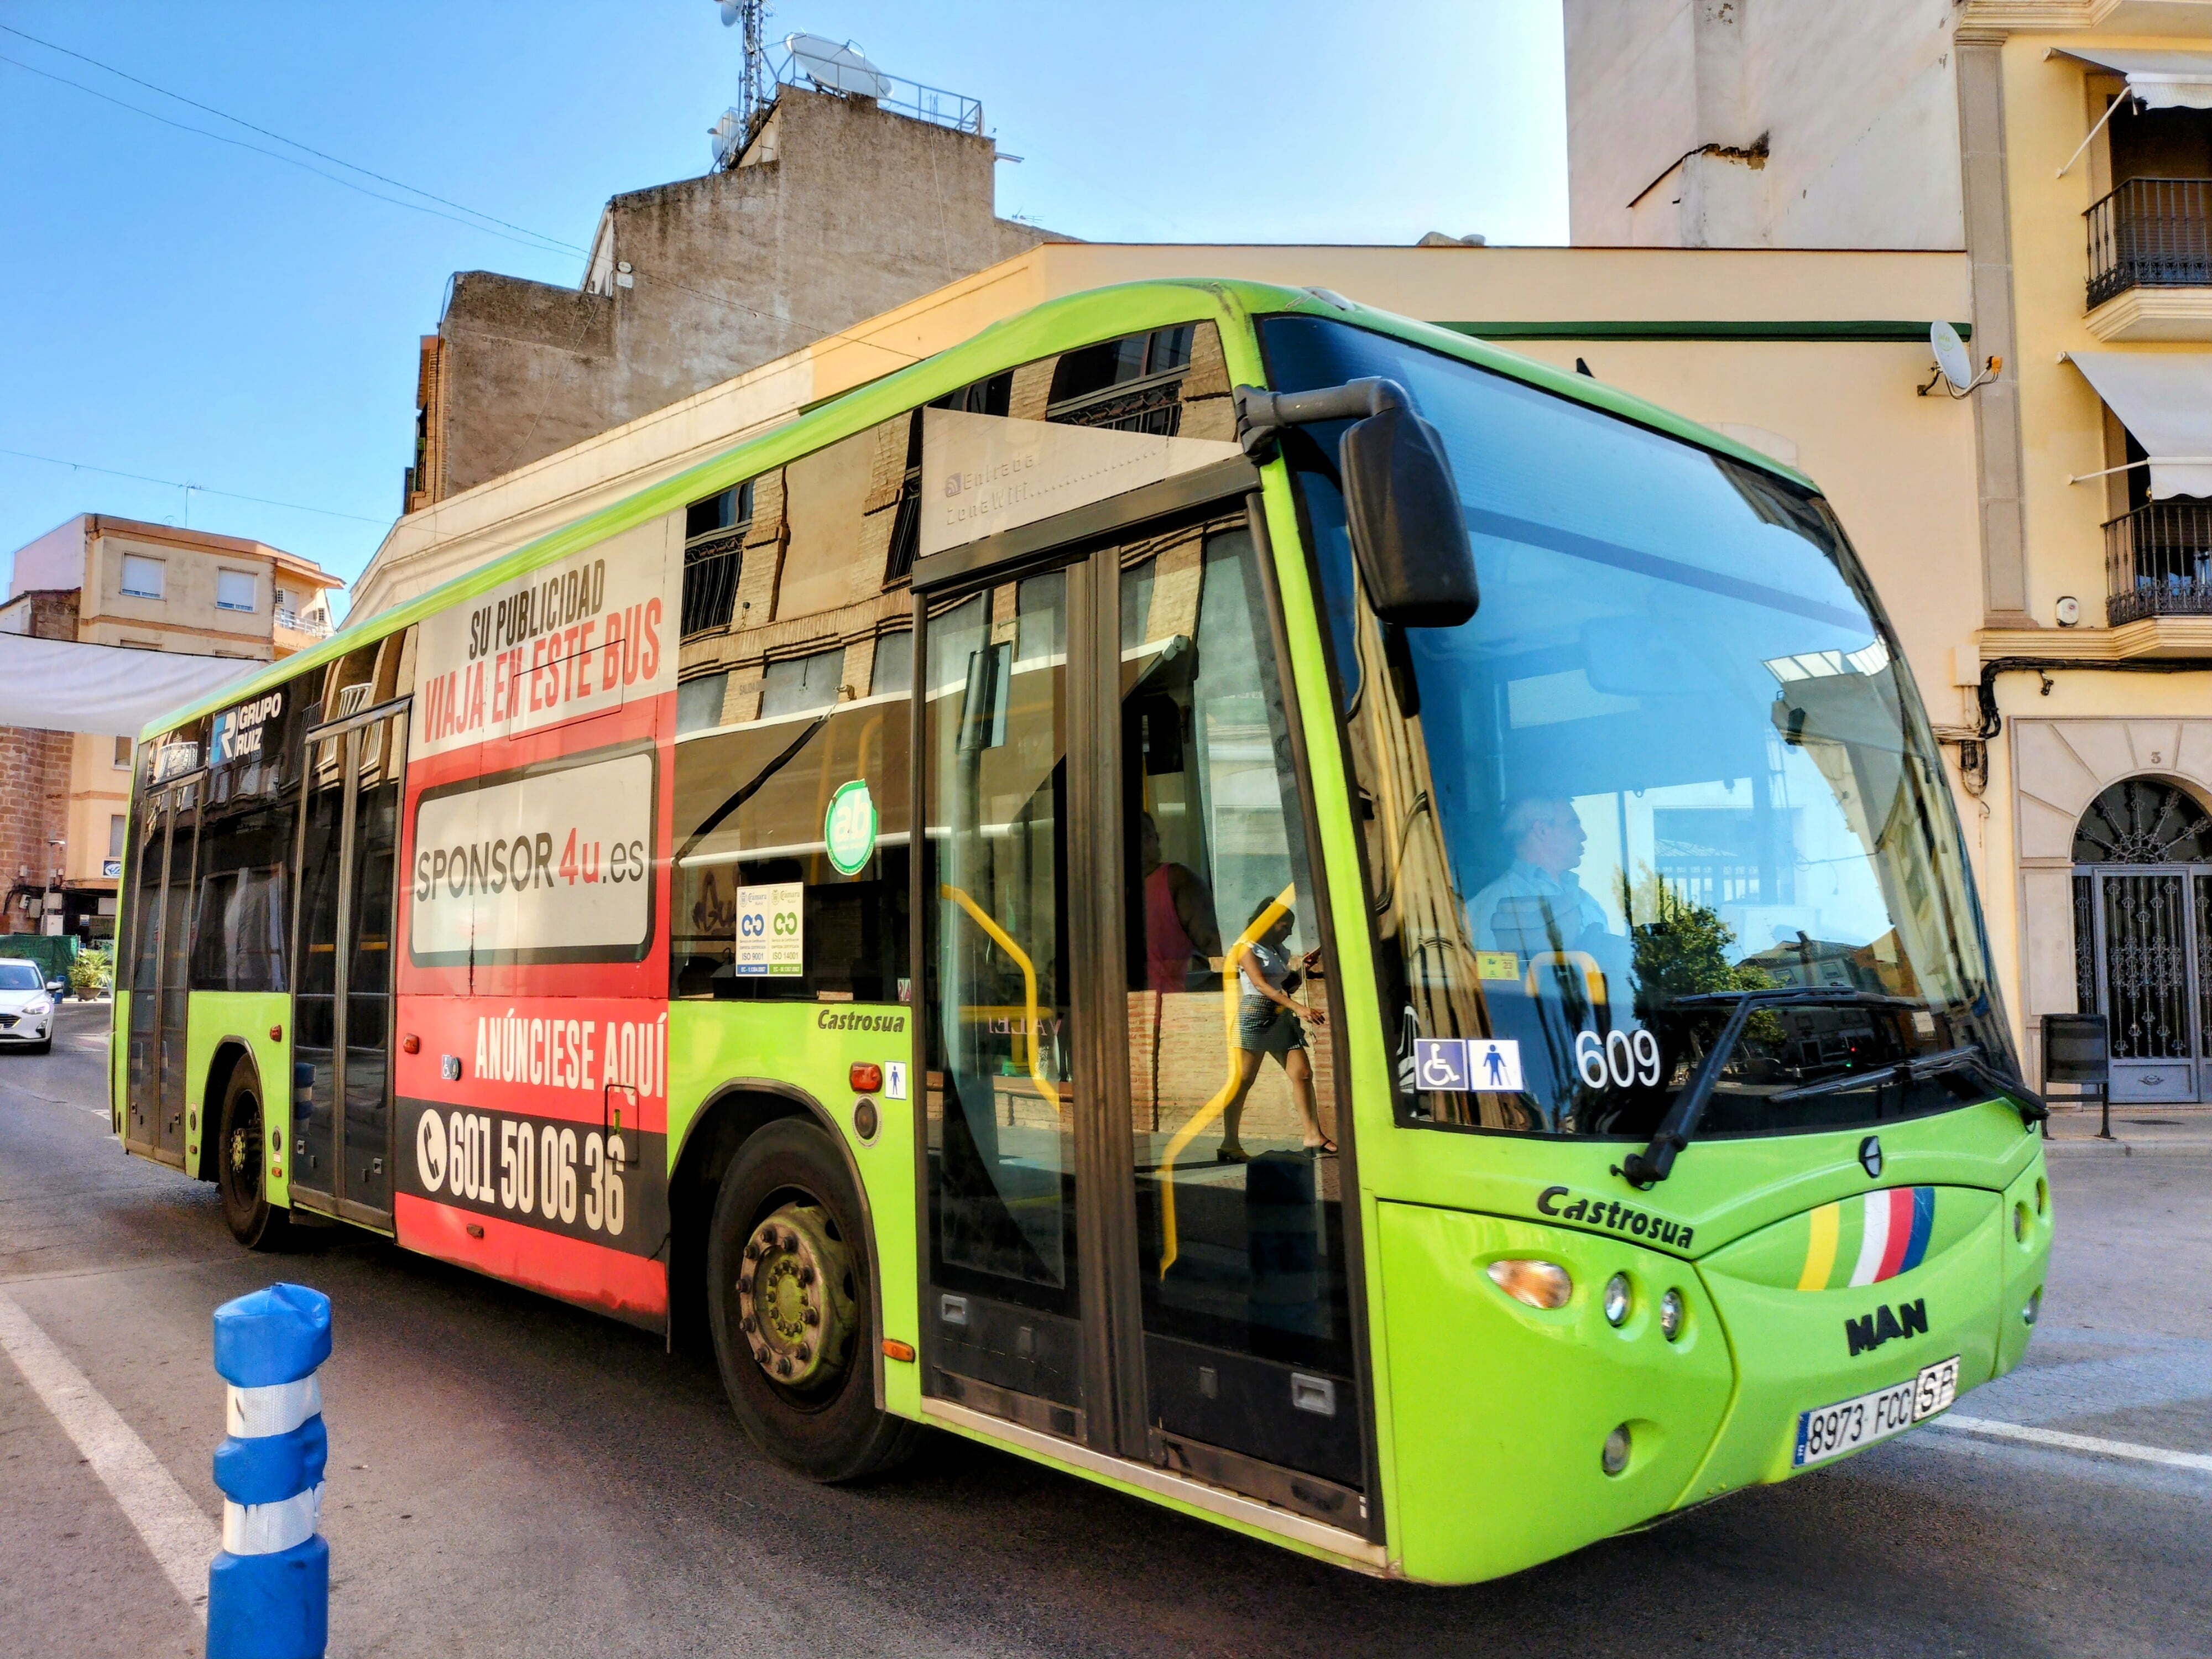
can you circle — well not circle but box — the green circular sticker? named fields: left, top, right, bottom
left=824, top=779, right=878, bottom=876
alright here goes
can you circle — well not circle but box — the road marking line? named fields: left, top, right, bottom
left=1931, top=1413, right=2212, bottom=1473
left=0, top=1293, right=215, bottom=1620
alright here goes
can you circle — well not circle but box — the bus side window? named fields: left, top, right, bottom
left=192, top=678, right=309, bottom=994
left=670, top=635, right=912, bottom=1004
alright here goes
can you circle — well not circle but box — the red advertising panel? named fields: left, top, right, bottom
left=394, top=520, right=679, bottom=1326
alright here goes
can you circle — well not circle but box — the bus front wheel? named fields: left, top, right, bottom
left=216, top=1067, right=291, bottom=1251
left=706, top=1118, right=919, bottom=1482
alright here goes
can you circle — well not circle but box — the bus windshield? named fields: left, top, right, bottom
left=1261, top=314, right=2012, bottom=1141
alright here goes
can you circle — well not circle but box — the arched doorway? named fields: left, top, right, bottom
left=2074, top=777, right=2212, bottom=1102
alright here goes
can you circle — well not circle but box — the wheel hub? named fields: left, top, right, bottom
left=735, top=1202, right=855, bottom=1391
left=227, top=1117, right=258, bottom=1193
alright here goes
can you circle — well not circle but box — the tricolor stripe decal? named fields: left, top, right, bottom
left=1798, top=1187, right=1936, bottom=1291
left=1797, top=1201, right=1839, bottom=1292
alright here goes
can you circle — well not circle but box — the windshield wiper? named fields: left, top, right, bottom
left=1616, top=991, right=2043, bottom=1190
left=1911, top=1043, right=2047, bottom=1122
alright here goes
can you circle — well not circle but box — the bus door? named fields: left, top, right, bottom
left=291, top=704, right=409, bottom=1227
left=915, top=481, right=1369, bottom=1528
left=1110, top=512, right=1366, bottom=1528
left=124, top=777, right=200, bottom=1166
left=920, top=555, right=1097, bottom=1442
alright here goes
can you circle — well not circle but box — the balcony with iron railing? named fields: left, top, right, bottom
left=2086, top=178, right=2212, bottom=321
left=2105, top=499, right=2212, bottom=624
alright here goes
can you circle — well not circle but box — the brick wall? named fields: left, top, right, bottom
left=0, top=591, right=82, bottom=932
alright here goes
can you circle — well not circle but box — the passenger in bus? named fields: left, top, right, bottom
left=1138, top=812, right=1222, bottom=993
left=1217, top=898, right=1332, bottom=1162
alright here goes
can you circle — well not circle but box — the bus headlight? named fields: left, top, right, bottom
left=1601, top=1423, right=1632, bottom=1476
left=1488, top=1259, right=1572, bottom=1310
left=1658, top=1288, right=1686, bottom=1342
left=1602, top=1273, right=1631, bottom=1327
left=2023, top=1286, right=2042, bottom=1327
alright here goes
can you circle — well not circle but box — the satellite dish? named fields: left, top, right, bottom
left=717, top=1, right=743, bottom=25
left=785, top=33, right=892, bottom=99
left=1931, top=321, right=1974, bottom=393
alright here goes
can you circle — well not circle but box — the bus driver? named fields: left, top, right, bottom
left=1469, top=797, right=1608, bottom=952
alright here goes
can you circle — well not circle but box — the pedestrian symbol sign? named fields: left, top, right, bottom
left=1472, top=1039, right=1522, bottom=1091
left=1411, top=1037, right=1522, bottom=1093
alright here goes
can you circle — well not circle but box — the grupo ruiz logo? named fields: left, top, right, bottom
left=213, top=690, right=284, bottom=763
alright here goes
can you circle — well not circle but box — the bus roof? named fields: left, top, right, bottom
left=139, top=278, right=1822, bottom=740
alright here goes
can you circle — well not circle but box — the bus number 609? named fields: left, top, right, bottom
left=1575, top=1027, right=1662, bottom=1091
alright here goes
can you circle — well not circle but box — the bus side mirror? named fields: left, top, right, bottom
left=1339, top=404, right=1479, bottom=629
left=1235, top=378, right=1479, bottom=629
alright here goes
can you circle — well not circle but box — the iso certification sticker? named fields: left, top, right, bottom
left=735, top=881, right=804, bottom=976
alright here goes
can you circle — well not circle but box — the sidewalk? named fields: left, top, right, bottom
left=2041, top=1102, right=2212, bottom=1155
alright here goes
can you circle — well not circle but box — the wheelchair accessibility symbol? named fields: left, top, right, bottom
left=1412, top=1037, right=1522, bottom=1093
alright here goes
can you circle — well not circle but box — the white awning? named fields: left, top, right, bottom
left=2052, top=48, right=2212, bottom=110
left=2065, top=352, right=2212, bottom=499
left=0, top=632, right=262, bottom=737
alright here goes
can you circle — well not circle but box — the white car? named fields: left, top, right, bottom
left=0, top=959, right=60, bottom=1054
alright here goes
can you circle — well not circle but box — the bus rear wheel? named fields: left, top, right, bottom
left=216, top=1068, right=291, bottom=1251
left=706, top=1118, right=919, bottom=1483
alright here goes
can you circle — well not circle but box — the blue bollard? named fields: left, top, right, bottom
left=207, top=1283, right=332, bottom=1659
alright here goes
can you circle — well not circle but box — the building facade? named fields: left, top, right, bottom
left=403, top=85, right=1056, bottom=514
left=1566, top=0, right=2212, bottom=1100
left=0, top=516, right=340, bottom=938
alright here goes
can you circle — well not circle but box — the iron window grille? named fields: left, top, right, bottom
left=682, top=481, right=754, bottom=638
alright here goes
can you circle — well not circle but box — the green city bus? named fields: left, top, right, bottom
left=113, top=280, right=2053, bottom=1582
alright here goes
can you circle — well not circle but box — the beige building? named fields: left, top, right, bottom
left=1567, top=0, right=2212, bottom=1101
left=1, top=516, right=341, bottom=937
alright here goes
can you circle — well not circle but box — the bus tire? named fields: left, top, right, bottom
left=706, top=1118, right=919, bottom=1483
left=216, top=1066, right=291, bottom=1252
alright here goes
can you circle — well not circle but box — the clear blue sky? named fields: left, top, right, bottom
left=0, top=1, right=1565, bottom=614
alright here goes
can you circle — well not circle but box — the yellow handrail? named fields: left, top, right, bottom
left=1524, top=950, right=1608, bottom=1008
left=940, top=883, right=1062, bottom=1118
left=1156, top=882, right=1296, bottom=1277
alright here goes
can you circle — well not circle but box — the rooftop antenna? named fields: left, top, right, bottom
left=710, top=1, right=771, bottom=168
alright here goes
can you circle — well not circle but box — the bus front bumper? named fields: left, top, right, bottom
left=1680, top=1154, right=2052, bottom=1504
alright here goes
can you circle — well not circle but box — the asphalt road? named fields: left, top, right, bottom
left=3, top=999, right=2208, bottom=1658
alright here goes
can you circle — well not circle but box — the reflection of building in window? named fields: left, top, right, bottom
left=676, top=673, right=729, bottom=736
left=1652, top=806, right=1796, bottom=911
left=665, top=325, right=1238, bottom=1008
left=682, top=482, right=753, bottom=638
left=1015, top=570, right=1066, bottom=662
left=760, top=647, right=846, bottom=716
left=1048, top=325, right=1197, bottom=434
left=869, top=630, right=912, bottom=695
